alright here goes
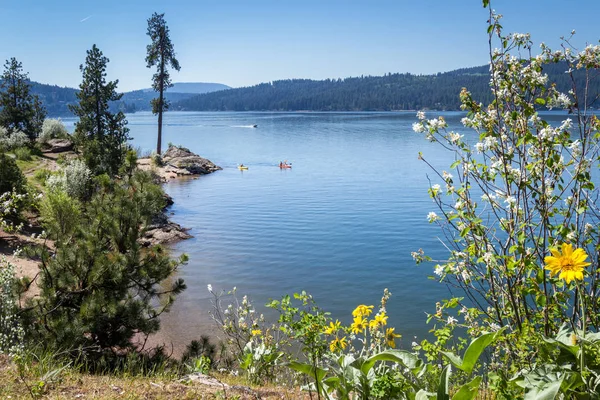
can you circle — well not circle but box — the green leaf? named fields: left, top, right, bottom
left=440, top=350, right=463, bottom=370
left=452, top=376, right=482, bottom=400
left=437, top=365, right=451, bottom=400
left=288, top=361, right=328, bottom=382
left=535, top=98, right=546, bottom=106
left=359, top=350, right=421, bottom=376
left=482, top=0, right=490, bottom=7
left=523, top=377, right=563, bottom=400
left=441, top=330, right=503, bottom=375
left=461, top=330, right=502, bottom=375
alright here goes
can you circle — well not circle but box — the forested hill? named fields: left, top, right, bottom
left=7, top=81, right=231, bottom=116
left=174, top=63, right=600, bottom=111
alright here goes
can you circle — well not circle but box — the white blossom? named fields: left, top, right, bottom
left=427, top=212, right=439, bottom=223
left=412, top=122, right=425, bottom=133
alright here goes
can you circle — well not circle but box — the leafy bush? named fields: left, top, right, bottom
left=45, top=159, right=91, bottom=200
left=150, top=151, right=164, bottom=167
left=33, top=168, right=52, bottom=184
left=0, top=129, right=29, bottom=151
left=39, top=118, right=69, bottom=143
left=0, top=153, right=27, bottom=195
left=0, top=257, right=24, bottom=356
left=12, top=146, right=32, bottom=161
left=409, top=2, right=600, bottom=397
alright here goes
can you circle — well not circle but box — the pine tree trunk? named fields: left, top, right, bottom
left=157, top=71, right=164, bottom=155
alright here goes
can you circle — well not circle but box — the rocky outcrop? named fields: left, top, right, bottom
left=140, top=212, right=192, bottom=247
left=162, top=145, right=222, bottom=175
left=42, top=139, right=73, bottom=153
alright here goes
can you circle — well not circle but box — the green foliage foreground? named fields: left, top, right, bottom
left=23, top=170, right=187, bottom=363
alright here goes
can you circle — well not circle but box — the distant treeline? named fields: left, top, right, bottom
left=9, top=62, right=600, bottom=116
left=174, top=63, right=600, bottom=112
left=6, top=82, right=227, bottom=117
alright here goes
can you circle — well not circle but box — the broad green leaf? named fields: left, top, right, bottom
left=461, top=330, right=502, bottom=375
left=288, top=361, right=328, bottom=382
left=535, top=98, right=546, bottom=106
left=437, top=364, right=451, bottom=400
left=452, top=376, right=482, bottom=400
left=440, top=350, right=464, bottom=370
left=359, top=350, right=420, bottom=376
left=523, top=377, right=563, bottom=400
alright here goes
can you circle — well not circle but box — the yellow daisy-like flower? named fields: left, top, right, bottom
left=324, top=320, right=341, bottom=335
left=351, top=316, right=368, bottom=334
left=251, top=329, right=262, bottom=336
left=369, top=312, right=388, bottom=329
left=352, top=305, right=374, bottom=318
left=329, top=336, right=348, bottom=352
left=385, top=327, right=401, bottom=348
left=544, top=243, right=591, bottom=284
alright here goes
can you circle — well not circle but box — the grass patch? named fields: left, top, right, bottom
left=0, top=354, right=307, bottom=400
left=15, top=156, right=43, bottom=174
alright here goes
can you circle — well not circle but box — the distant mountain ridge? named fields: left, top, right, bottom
left=14, top=63, right=600, bottom=116
left=14, top=81, right=231, bottom=116
left=174, top=63, right=599, bottom=112
left=140, top=82, right=231, bottom=94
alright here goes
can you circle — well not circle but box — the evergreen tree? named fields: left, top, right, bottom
left=146, top=12, right=180, bottom=154
left=31, top=170, right=187, bottom=359
left=0, top=58, right=46, bottom=141
left=69, top=45, right=130, bottom=176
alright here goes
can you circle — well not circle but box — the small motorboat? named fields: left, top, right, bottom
left=252, top=124, right=258, bottom=128
left=238, top=165, right=248, bottom=170
left=279, top=164, right=292, bottom=169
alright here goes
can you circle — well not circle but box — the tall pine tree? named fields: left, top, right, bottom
left=69, top=45, right=130, bottom=176
left=0, top=58, right=46, bottom=141
left=146, top=13, right=180, bottom=155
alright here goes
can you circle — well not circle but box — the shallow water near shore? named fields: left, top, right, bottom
left=64, top=110, right=569, bottom=352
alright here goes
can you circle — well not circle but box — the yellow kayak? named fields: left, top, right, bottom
left=238, top=165, right=248, bottom=170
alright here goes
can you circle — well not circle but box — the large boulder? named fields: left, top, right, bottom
left=140, top=215, right=193, bottom=247
left=162, top=145, right=222, bottom=175
left=42, top=139, right=73, bottom=153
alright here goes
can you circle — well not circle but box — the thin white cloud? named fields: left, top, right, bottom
left=80, top=15, right=93, bottom=23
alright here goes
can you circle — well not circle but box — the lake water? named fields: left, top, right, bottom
left=62, top=111, right=565, bottom=351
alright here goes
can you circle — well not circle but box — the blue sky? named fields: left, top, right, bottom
left=1, top=0, right=599, bottom=92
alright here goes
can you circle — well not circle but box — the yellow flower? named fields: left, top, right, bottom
left=351, top=316, right=368, bottom=334
left=251, top=329, right=262, bottom=336
left=352, top=305, right=374, bottom=318
left=544, top=243, right=591, bottom=284
left=330, top=336, right=348, bottom=352
left=369, top=312, right=388, bottom=329
left=385, top=328, right=401, bottom=348
left=324, top=320, right=341, bottom=335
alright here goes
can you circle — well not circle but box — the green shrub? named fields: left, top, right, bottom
left=46, top=159, right=91, bottom=200
left=33, top=168, right=52, bottom=184
left=0, top=129, right=28, bottom=150
left=0, top=257, right=24, bottom=356
left=40, top=119, right=69, bottom=143
left=0, top=153, right=27, bottom=194
left=150, top=151, right=164, bottom=167
left=12, top=146, right=32, bottom=161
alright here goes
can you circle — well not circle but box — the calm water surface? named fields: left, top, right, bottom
left=62, top=111, right=567, bottom=350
